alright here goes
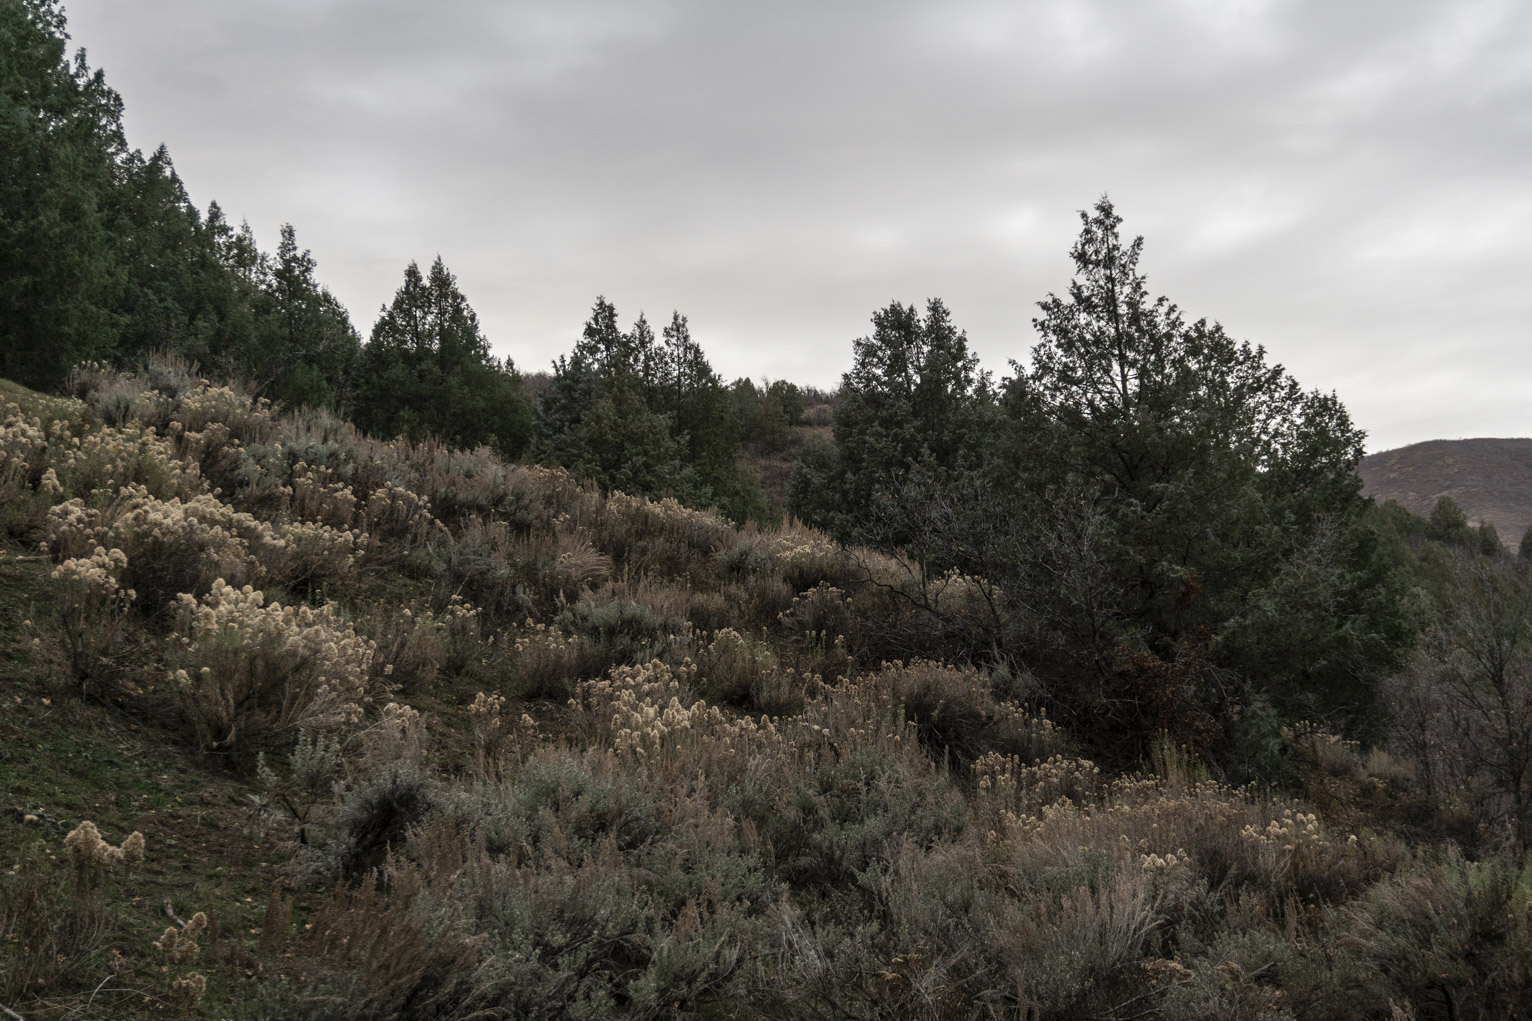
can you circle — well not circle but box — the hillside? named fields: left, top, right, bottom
left=1361, top=437, right=1532, bottom=544
left=5, top=359, right=1532, bottom=1019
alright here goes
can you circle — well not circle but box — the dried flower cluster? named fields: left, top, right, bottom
left=363, top=480, right=443, bottom=545
left=1242, top=808, right=1328, bottom=853
left=62, top=820, right=145, bottom=873
left=168, top=579, right=380, bottom=755
left=579, top=660, right=780, bottom=767
left=51, top=546, right=134, bottom=607
left=0, top=401, right=48, bottom=497
left=974, top=752, right=1102, bottom=814
left=154, top=912, right=207, bottom=964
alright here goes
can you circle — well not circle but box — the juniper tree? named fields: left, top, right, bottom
left=0, top=0, right=126, bottom=387
left=1000, top=197, right=1412, bottom=730
left=535, top=298, right=767, bottom=522
left=790, top=298, right=993, bottom=547
left=353, top=257, right=531, bottom=456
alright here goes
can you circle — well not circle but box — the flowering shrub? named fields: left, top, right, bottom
left=694, top=626, right=780, bottom=705
left=44, top=484, right=363, bottom=609
left=466, top=691, right=538, bottom=780
left=167, top=580, right=382, bottom=763
left=51, top=545, right=137, bottom=685
left=507, top=618, right=583, bottom=698
left=288, top=461, right=360, bottom=530
left=52, top=545, right=132, bottom=607
left=270, top=519, right=366, bottom=596
left=363, top=480, right=442, bottom=547
left=0, top=401, right=48, bottom=504
left=45, top=487, right=272, bottom=613
left=48, top=421, right=204, bottom=504
left=973, top=751, right=1102, bottom=816
left=576, top=660, right=780, bottom=776
left=173, top=383, right=275, bottom=441
left=767, top=524, right=855, bottom=591
left=593, top=491, right=735, bottom=578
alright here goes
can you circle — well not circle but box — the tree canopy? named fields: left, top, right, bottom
left=534, top=298, right=768, bottom=523
left=790, top=298, right=992, bottom=545
left=352, top=257, right=532, bottom=457
left=1, top=0, right=128, bottom=387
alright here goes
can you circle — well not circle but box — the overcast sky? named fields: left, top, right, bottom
left=62, top=0, right=1531, bottom=452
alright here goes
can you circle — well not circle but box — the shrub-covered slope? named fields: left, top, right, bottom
left=4, top=361, right=1532, bottom=1020
left=1361, top=437, right=1532, bottom=546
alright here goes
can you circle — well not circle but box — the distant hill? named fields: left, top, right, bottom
left=1360, top=438, right=1532, bottom=544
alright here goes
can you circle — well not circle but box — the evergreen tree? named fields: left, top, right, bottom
left=790, top=298, right=992, bottom=545
left=0, top=3, right=283, bottom=393
left=659, top=313, right=741, bottom=480
left=1427, top=496, right=1477, bottom=549
left=734, top=378, right=806, bottom=453
left=0, top=0, right=125, bottom=387
left=658, top=313, right=767, bottom=523
left=237, top=224, right=359, bottom=409
left=353, top=257, right=532, bottom=457
left=536, top=298, right=766, bottom=522
left=1001, top=196, right=1411, bottom=724
left=108, top=146, right=241, bottom=366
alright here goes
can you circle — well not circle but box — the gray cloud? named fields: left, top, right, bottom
left=65, top=0, right=1532, bottom=450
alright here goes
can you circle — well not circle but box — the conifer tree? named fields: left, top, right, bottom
left=0, top=0, right=125, bottom=387
left=536, top=298, right=766, bottom=522
left=353, top=257, right=531, bottom=456
left=790, top=298, right=992, bottom=545
left=1001, top=196, right=1411, bottom=724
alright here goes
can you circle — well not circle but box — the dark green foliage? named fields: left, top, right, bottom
left=790, top=298, right=993, bottom=547
left=240, top=224, right=361, bottom=410
left=733, top=376, right=804, bottom=452
left=0, top=4, right=361, bottom=407
left=0, top=0, right=125, bottom=388
left=106, top=147, right=254, bottom=372
left=334, top=763, right=440, bottom=881
left=536, top=298, right=768, bottom=523
left=786, top=199, right=1416, bottom=755
left=996, top=197, right=1412, bottom=732
left=1428, top=495, right=1478, bottom=548
left=352, top=257, right=531, bottom=457
left=1006, top=198, right=1366, bottom=641
left=538, top=300, right=698, bottom=498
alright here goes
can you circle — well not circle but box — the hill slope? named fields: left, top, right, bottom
left=5, top=363, right=1532, bottom=1019
left=1361, top=437, right=1532, bottom=543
